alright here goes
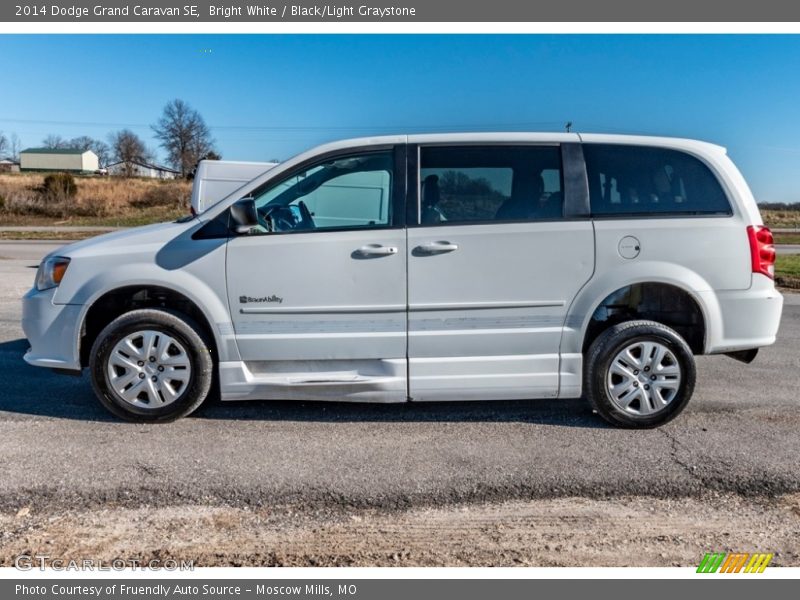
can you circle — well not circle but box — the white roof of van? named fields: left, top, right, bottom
left=291, top=132, right=726, bottom=158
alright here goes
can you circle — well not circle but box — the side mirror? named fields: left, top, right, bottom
left=230, top=198, right=259, bottom=234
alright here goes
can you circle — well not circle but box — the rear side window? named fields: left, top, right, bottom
left=584, top=144, right=731, bottom=217
left=418, top=145, right=563, bottom=225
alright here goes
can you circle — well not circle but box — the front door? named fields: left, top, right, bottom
left=406, top=144, right=595, bottom=401
left=225, top=146, right=408, bottom=401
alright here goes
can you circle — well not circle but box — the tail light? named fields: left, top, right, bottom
left=747, top=225, right=775, bottom=279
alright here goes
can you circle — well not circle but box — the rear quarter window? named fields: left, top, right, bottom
left=583, top=144, right=732, bottom=217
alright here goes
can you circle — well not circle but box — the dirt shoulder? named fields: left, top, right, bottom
left=2, top=493, right=798, bottom=567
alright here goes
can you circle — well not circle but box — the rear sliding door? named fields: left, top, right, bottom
left=406, top=144, right=595, bottom=401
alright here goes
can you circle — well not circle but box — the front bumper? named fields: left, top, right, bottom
left=21, top=287, right=83, bottom=371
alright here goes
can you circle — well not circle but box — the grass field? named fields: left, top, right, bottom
left=774, top=233, right=800, bottom=245
left=776, top=255, right=800, bottom=277
left=0, top=210, right=186, bottom=228
left=0, top=230, right=108, bottom=241
left=0, top=172, right=190, bottom=227
left=775, top=255, right=800, bottom=289
left=760, top=209, right=800, bottom=229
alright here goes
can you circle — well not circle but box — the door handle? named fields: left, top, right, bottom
left=354, top=244, right=398, bottom=258
left=414, top=241, right=459, bottom=254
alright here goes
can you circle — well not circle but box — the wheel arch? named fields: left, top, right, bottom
left=77, top=280, right=230, bottom=369
left=562, top=262, right=723, bottom=357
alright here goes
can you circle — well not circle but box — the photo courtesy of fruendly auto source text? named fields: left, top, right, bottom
left=0, top=0, right=799, bottom=596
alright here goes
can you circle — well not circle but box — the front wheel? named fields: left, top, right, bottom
left=89, top=308, right=213, bottom=422
left=584, top=320, right=696, bottom=428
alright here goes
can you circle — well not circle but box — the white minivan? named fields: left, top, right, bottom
left=22, top=133, right=783, bottom=427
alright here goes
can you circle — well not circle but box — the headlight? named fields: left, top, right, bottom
left=36, top=256, right=71, bottom=291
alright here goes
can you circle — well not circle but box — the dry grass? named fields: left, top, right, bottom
left=0, top=172, right=191, bottom=226
left=761, top=209, right=800, bottom=229
left=0, top=230, right=108, bottom=241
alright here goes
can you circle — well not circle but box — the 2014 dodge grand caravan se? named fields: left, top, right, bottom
left=22, top=133, right=783, bottom=427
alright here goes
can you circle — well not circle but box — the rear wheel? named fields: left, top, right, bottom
left=585, top=320, right=696, bottom=428
left=89, top=309, right=213, bottom=422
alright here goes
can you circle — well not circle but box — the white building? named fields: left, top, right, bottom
left=106, top=160, right=180, bottom=179
left=0, top=159, right=20, bottom=173
left=20, top=148, right=99, bottom=173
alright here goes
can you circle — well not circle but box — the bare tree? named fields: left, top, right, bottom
left=10, top=133, right=22, bottom=161
left=92, top=140, right=111, bottom=168
left=152, top=99, right=216, bottom=178
left=42, top=134, right=69, bottom=149
left=0, top=131, right=8, bottom=159
left=68, top=136, right=95, bottom=152
left=108, top=129, right=151, bottom=177
left=69, top=136, right=111, bottom=167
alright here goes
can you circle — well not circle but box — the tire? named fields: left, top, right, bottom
left=89, top=308, right=214, bottom=422
left=584, top=320, right=696, bottom=428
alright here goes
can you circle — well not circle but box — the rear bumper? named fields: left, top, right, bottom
left=702, top=274, right=784, bottom=354
left=21, top=287, right=82, bottom=371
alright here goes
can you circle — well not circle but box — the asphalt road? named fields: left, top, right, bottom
left=0, top=242, right=798, bottom=514
left=777, top=244, right=800, bottom=255
left=0, top=240, right=67, bottom=261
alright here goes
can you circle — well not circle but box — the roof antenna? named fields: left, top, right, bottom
left=565, top=121, right=573, bottom=133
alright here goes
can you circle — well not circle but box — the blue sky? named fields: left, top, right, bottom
left=1, top=34, right=799, bottom=202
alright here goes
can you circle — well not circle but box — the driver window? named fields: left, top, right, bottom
left=248, top=151, right=393, bottom=233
